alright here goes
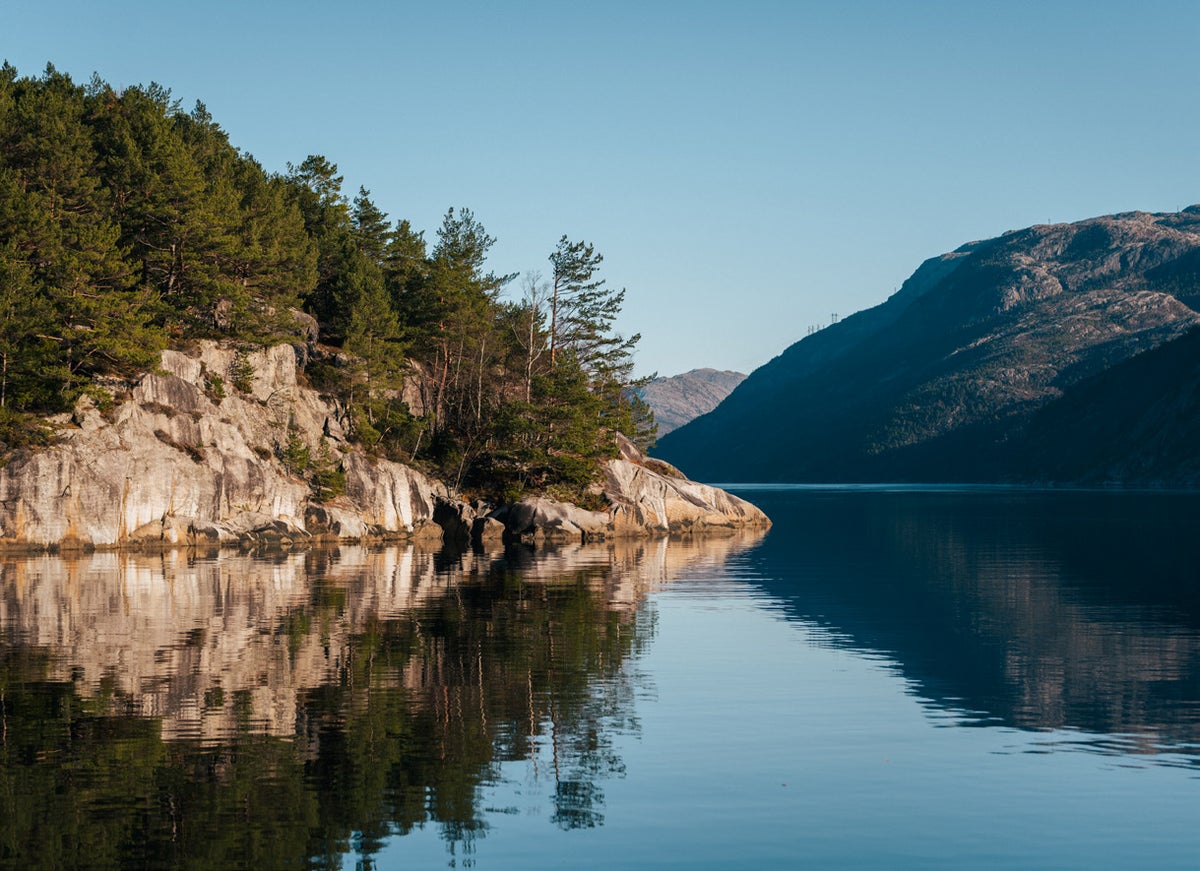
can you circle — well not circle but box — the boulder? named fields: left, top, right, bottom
left=471, top=516, right=506, bottom=544
left=496, top=497, right=611, bottom=543
left=487, top=441, right=769, bottom=545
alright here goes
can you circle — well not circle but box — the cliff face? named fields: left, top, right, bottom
left=0, top=342, right=448, bottom=549
left=637, top=369, right=746, bottom=436
left=656, top=207, right=1200, bottom=483
left=0, top=342, right=767, bottom=550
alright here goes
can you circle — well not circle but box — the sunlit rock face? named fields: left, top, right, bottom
left=0, top=343, right=768, bottom=550
left=0, top=342, right=448, bottom=549
left=0, top=532, right=766, bottom=744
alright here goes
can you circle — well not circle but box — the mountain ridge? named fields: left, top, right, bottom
left=637, top=368, right=746, bottom=436
left=656, top=207, right=1200, bottom=484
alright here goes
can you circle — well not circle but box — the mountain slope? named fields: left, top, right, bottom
left=638, top=369, right=746, bottom=436
left=1019, top=325, right=1200, bottom=485
left=656, top=207, right=1200, bottom=483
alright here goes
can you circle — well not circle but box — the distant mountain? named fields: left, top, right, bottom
left=655, top=207, right=1200, bottom=484
left=639, top=369, right=746, bottom=436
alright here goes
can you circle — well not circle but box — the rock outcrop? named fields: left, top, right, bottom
left=0, top=343, right=768, bottom=551
left=452, top=436, right=770, bottom=544
left=0, top=342, right=447, bottom=550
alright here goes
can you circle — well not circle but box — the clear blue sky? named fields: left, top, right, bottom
left=4, top=1, right=1198, bottom=377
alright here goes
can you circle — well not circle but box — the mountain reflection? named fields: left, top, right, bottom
left=0, top=532, right=764, bottom=869
left=740, top=488, right=1200, bottom=761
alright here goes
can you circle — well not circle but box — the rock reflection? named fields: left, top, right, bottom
left=2, top=547, right=444, bottom=743
left=0, top=530, right=764, bottom=869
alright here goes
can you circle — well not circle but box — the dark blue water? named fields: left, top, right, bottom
left=2, top=488, right=1199, bottom=869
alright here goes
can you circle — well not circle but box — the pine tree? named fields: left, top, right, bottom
left=0, top=61, right=654, bottom=496
left=0, top=243, right=55, bottom=411
left=351, top=187, right=391, bottom=267
left=342, top=259, right=410, bottom=448
left=229, top=158, right=316, bottom=339
left=343, top=258, right=404, bottom=395
left=1, top=68, right=162, bottom=401
left=420, top=208, right=514, bottom=437
left=383, top=218, right=429, bottom=337
left=548, top=235, right=603, bottom=367
left=285, top=155, right=355, bottom=339
left=547, top=236, right=640, bottom=383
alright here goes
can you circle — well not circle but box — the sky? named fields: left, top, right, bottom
left=3, top=0, right=1198, bottom=378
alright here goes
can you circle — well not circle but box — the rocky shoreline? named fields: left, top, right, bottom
left=0, top=342, right=769, bottom=552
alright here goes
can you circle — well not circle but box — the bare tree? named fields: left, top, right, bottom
left=513, top=271, right=550, bottom=402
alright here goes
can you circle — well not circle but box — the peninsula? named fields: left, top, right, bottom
left=0, top=64, right=767, bottom=549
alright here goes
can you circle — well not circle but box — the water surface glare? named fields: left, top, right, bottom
left=1, top=488, right=1199, bottom=869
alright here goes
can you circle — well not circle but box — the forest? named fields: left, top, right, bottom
left=0, top=63, right=654, bottom=501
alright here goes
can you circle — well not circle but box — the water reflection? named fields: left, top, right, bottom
left=0, top=532, right=763, bottom=869
left=738, top=488, right=1200, bottom=764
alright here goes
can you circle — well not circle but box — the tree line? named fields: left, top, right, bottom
left=0, top=63, right=654, bottom=501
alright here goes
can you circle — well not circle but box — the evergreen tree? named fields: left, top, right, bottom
left=383, top=218, right=429, bottom=326
left=545, top=235, right=650, bottom=448
left=1, top=67, right=161, bottom=400
left=91, top=83, right=210, bottom=329
left=342, top=261, right=414, bottom=451
left=0, top=243, right=54, bottom=411
left=229, top=158, right=317, bottom=338
left=548, top=236, right=602, bottom=367
left=351, top=187, right=391, bottom=267
left=0, top=61, right=653, bottom=497
left=419, top=208, right=514, bottom=438
left=547, top=235, right=640, bottom=383
left=286, top=155, right=355, bottom=339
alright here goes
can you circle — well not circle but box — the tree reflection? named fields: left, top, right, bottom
left=0, top=533, right=763, bottom=869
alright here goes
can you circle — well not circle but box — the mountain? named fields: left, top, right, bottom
left=656, top=207, right=1200, bottom=484
left=638, top=369, right=746, bottom=436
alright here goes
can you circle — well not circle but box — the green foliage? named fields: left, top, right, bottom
left=311, top=440, right=346, bottom=500
left=548, top=235, right=640, bottom=386
left=0, top=62, right=655, bottom=498
left=276, top=423, right=345, bottom=500
left=0, top=405, right=52, bottom=454
left=228, top=351, right=255, bottom=393
left=0, top=65, right=313, bottom=427
left=81, top=383, right=116, bottom=418
left=278, top=422, right=311, bottom=475
left=0, top=68, right=163, bottom=409
left=203, top=369, right=226, bottom=401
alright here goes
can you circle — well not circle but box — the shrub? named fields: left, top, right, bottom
left=278, top=424, right=310, bottom=475
left=204, top=371, right=226, bottom=401
left=310, top=441, right=346, bottom=501
left=0, top=408, right=52, bottom=457
left=229, top=352, right=255, bottom=394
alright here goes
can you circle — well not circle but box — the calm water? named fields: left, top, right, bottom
left=2, top=488, right=1199, bottom=869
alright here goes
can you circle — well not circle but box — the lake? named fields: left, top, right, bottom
left=2, top=487, right=1199, bottom=869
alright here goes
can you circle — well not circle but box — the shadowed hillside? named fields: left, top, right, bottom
left=657, top=207, right=1200, bottom=484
